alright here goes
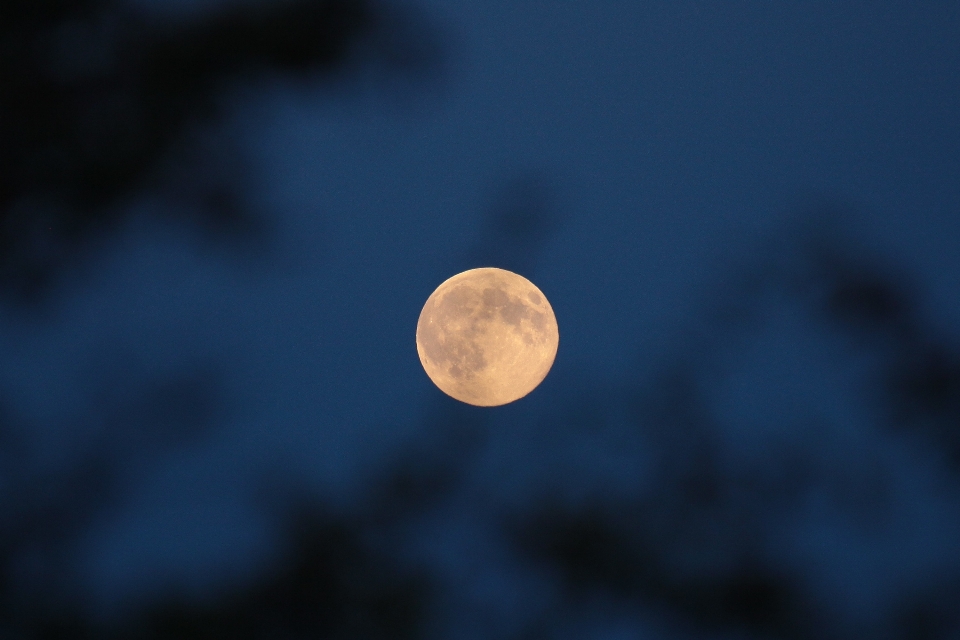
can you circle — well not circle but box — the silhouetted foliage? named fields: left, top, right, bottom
left=0, top=366, right=223, bottom=637
left=0, top=0, right=438, bottom=302
left=501, top=220, right=960, bottom=639
left=808, top=234, right=960, bottom=469
left=124, top=511, right=428, bottom=640
left=0, top=2, right=443, bottom=636
left=894, top=576, right=960, bottom=640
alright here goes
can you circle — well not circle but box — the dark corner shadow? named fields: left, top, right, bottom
left=0, top=0, right=445, bottom=306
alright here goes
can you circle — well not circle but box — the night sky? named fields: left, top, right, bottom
left=2, top=0, right=959, bottom=638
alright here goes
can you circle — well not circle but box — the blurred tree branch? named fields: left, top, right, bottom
left=0, top=0, right=439, bottom=303
left=506, top=217, right=960, bottom=639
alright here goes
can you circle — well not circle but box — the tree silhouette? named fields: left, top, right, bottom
left=0, top=1, right=443, bottom=637
left=506, top=217, right=960, bottom=639
left=0, top=0, right=438, bottom=302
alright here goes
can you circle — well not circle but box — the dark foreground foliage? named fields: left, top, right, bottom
left=0, top=0, right=438, bottom=301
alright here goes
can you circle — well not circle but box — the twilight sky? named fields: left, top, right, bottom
left=1, top=0, right=959, bottom=636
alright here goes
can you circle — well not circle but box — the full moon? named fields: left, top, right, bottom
left=416, top=267, right=559, bottom=406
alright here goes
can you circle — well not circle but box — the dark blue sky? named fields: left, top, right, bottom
left=2, top=0, right=959, bottom=636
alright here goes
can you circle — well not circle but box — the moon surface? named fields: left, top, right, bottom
left=416, top=267, right=559, bottom=406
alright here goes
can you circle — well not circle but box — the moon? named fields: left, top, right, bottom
left=416, top=267, right=559, bottom=406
